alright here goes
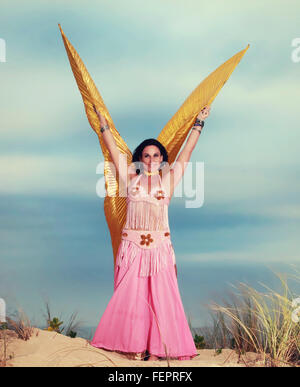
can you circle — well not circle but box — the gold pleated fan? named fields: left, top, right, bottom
left=58, top=24, right=249, bottom=269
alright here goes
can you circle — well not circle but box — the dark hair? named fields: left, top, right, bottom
left=131, top=138, right=168, bottom=175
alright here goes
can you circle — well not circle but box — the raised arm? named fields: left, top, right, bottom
left=168, top=105, right=211, bottom=197
left=93, top=105, right=130, bottom=185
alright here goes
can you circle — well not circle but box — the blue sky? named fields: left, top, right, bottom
left=0, top=0, right=300, bottom=330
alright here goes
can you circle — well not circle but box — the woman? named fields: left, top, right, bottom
left=91, top=105, right=211, bottom=361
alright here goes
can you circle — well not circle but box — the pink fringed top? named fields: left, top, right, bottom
left=117, top=172, right=175, bottom=276
left=124, top=172, right=170, bottom=231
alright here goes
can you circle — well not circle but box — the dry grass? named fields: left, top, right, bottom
left=42, top=300, right=84, bottom=337
left=210, top=268, right=300, bottom=367
left=0, top=307, right=34, bottom=367
left=192, top=312, right=234, bottom=350
left=0, top=325, right=9, bottom=367
left=6, top=309, right=34, bottom=341
left=0, top=327, right=17, bottom=367
left=0, top=312, right=34, bottom=367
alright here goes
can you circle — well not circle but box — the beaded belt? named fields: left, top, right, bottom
left=121, top=228, right=171, bottom=249
left=117, top=228, right=175, bottom=277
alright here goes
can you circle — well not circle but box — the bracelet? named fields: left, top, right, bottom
left=100, top=124, right=109, bottom=133
left=194, top=118, right=205, bottom=128
left=192, top=127, right=202, bottom=133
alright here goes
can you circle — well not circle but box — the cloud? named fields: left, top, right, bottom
left=177, top=231, right=300, bottom=264
left=0, top=154, right=103, bottom=196
left=1, top=0, right=299, bottom=162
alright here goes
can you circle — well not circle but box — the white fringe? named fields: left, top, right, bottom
left=124, top=200, right=170, bottom=231
left=116, top=239, right=175, bottom=277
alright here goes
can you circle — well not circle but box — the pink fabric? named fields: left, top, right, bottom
left=91, top=244, right=198, bottom=359
left=116, top=234, right=175, bottom=277
left=91, top=172, right=198, bottom=360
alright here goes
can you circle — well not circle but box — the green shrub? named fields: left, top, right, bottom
left=194, top=334, right=206, bottom=349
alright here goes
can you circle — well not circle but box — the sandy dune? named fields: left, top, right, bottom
left=1, top=328, right=261, bottom=367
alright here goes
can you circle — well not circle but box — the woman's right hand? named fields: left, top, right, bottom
left=93, top=104, right=107, bottom=127
left=197, top=105, right=211, bottom=121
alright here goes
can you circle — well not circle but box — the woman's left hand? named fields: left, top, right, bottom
left=197, top=105, right=211, bottom=120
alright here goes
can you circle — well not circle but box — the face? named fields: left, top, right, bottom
left=139, top=145, right=163, bottom=172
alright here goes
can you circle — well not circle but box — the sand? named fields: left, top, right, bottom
left=1, top=328, right=262, bottom=367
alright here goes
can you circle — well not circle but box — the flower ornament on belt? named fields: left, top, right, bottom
left=140, top=234, right=154, bottom=246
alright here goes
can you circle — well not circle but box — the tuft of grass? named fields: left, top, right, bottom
left=210, top=269, right=300, bottom=367
left=42, top=300, right=83, bottom=338
left=193, top=312, right=234, bottom=350
left=194, top=334, right=206, bottom=349
left=6, top=309, right=34, bottom=341
left=1, top=310, right=33, bottom=367
left=46, top=317, right=64, bottom=333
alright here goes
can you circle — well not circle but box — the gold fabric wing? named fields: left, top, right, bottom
left=58, top=24, right=132, bottom=269
left=157, top=44, right=250, bottom=164
left=59, top=22, right=249, bottom=270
